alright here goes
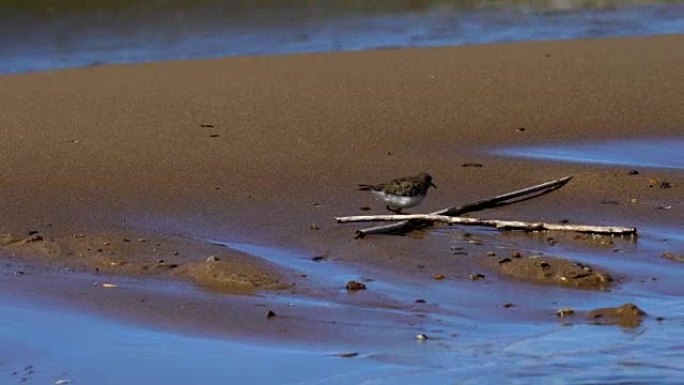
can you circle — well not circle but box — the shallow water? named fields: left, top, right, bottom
left=206, top=232, right=684, bottom=383
left=0, top=299, right=403, bottom=385
left=1, top=1, right=683, bottom=74
left=2, top=230, right=683, bottom=384
left=497, top=138, right=684, bottom=170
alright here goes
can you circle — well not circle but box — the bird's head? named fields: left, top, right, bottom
left=419, top=172, right=437, bottom=189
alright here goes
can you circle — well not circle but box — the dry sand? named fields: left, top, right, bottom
left=0, top=35, right=683, bottom=337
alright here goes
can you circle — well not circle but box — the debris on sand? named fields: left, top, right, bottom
left=484, top=253, right=612, bottom=290
left=587, top=303, right=646, bottom=328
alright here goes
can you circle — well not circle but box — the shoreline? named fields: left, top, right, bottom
left=1, top=34, right=683, bottom=382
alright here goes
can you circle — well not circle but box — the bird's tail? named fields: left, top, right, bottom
left=357, top=184, right=378, bottom=191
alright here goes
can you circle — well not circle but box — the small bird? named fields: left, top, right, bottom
left=358, top=172, right=437, bottom=214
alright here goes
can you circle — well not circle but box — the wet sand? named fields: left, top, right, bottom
left=1, top=35, right=684, bottom=382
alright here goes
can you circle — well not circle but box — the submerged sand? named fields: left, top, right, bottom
left=0, top=35, right=683, bottom=342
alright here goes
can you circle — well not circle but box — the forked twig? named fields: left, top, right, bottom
left=352, top=175, right=573, bottom=238
left=336, top=214, right=636, bottom=235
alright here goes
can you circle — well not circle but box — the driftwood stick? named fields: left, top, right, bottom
left=355, top=175, right=574, bottom=237
left=336, top=214, right=637, bottom=235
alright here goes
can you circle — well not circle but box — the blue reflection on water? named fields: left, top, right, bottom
left=498, top=138, right=684, bottom=169
left=0, top=301, right=394, bottom=385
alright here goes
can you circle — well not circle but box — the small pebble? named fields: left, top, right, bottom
left=503, top=303, right=514, bottom=308
left=205, top=256, right=220, bottom=262
left=498, top=257, right=512, bottom=264
left=415, top=299, right=426, bottom=304
left=469, top=273, right=485, bottom=280
left=486, top=251, right=496, bottom=257
left=556, top=308, right=575, bottom=318
left=266, top=310, right=277, bottom=319
left=434, top=274, right=445, bottom=280
left=628, top=169, right=639, bottom=175
left=415, top=333, right=428, bottom=340
left=346, top=280, right=366, bottom=291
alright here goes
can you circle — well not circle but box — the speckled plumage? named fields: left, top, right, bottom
left=358, top=172, right=436, bottom=213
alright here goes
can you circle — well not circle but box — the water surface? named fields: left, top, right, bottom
left=498, top=138, right=684, bottom=169
left=1, top=1, right=683, bottom=74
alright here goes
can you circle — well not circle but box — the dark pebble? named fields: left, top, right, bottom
left=346, top=280, right=366, bottom=291
left=266, top=310, right=277, bottom=318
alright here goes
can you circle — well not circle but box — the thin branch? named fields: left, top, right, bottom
left=354, top=175, right=574, bottom=238
left=336, top=214, right=637, bottom=235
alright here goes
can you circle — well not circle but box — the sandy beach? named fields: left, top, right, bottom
left=1, top=34, right=683, bottom=382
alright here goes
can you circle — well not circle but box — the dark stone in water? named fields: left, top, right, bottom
left=346, top=280, right=366, bottom=291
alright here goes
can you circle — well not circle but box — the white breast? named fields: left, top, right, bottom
left=372, top=191, right=425, bottom=209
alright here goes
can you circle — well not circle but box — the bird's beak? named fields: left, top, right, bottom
left=431, top=182, right=437, bottom=189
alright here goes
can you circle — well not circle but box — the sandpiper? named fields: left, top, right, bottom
left=358, top=172, right=437, bottom=213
